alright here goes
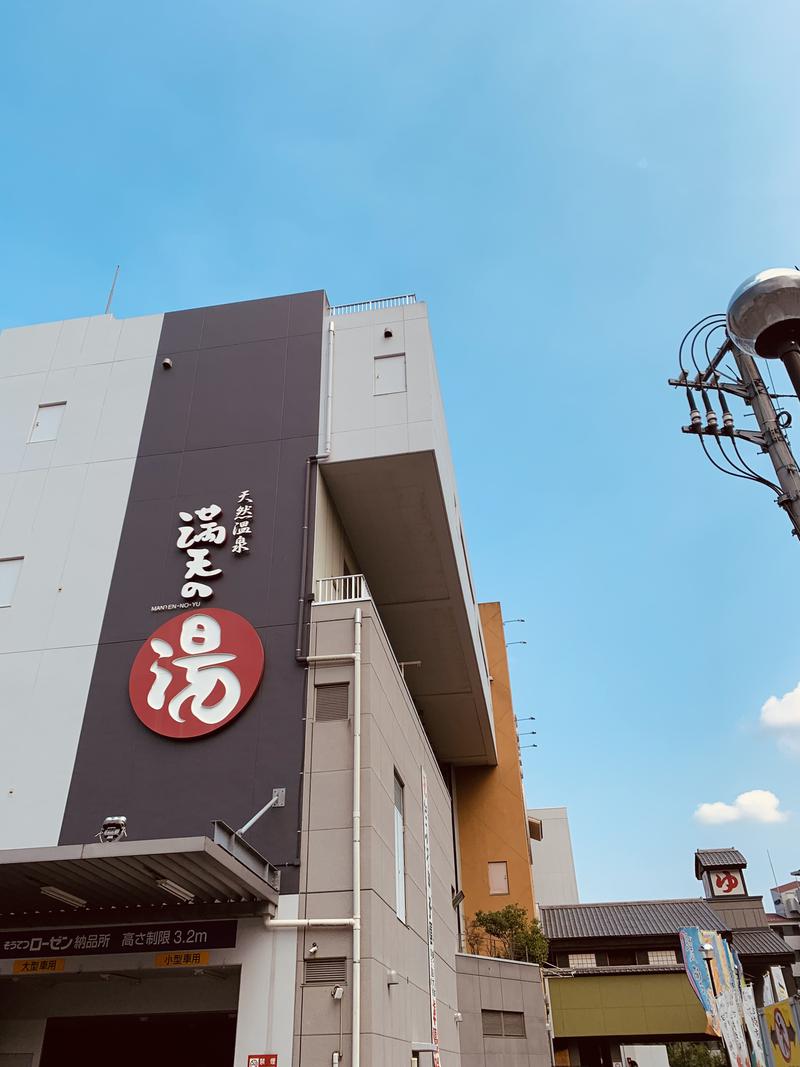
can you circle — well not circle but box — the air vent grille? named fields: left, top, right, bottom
left=304, top=956, right=347, bottom=984
left=315, top=683, right=349, bottom=722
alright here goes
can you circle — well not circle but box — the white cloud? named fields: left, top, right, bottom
left=694, top=789, right=788, bottom=825
left=761, top=682, right=800, bottom=729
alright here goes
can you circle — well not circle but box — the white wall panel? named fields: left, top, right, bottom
left=0, top=645, right=99, bottom=849
left=48, top=363, right=111, bottom=468
left=91, top=356, right=155, bottom=461
left=0, top=320, right=60, bottom=377
left=46, top=458, right=136, bottom=649
left=0, top=312, right=162, bottom=849
left=0, top=374, right=47, bottom=475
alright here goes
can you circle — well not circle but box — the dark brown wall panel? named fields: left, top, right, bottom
left=59, top=292, right=326, bottom=893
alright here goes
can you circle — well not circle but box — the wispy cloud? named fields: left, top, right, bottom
left=694, top=789, right=788, bottom=825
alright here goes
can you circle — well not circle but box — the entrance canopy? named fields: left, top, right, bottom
left=0, top=834, right=279, bottom=928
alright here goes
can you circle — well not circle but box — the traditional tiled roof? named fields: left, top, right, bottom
left=541, top=899, right=728, bottom=941
left=568, top=964, right=686, bottom=976
left=731, top=928, right=794, bottom=961
left=774, top=880, right=800, bottom=894
left=694, top=849, right=747, bottom=878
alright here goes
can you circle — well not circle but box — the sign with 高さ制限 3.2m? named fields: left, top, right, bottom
left=0, top=920, right=237, bottom=959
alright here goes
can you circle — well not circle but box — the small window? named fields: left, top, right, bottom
left=29, top=402, right=66, bottom=443
left=374, top=353, right=406, bottom=395
left=481, top=1010, right=526, bottom=1038
left=0, top=557, right=23, bottom=607
left=648, top=949, right=678, bottom=966
left=394, top=773, right=407, bottom=923
left=488, top=861, right=509, bottom=895
left=568, top=952, right=596, bottom=968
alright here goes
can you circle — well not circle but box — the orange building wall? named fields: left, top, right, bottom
left=455, top=602, right=536, bottom=929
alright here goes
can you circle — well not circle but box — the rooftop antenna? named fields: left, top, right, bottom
left=104, top=264, right=120, bottom=315
left=668, top=268, right=800, bottom=539
left=767, top=849, right=778, bottom=885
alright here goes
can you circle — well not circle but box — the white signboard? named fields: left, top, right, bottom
left=421, top=768, right=441, bottom=1067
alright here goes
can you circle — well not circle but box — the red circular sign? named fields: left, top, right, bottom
left=129, top=608, right=265, bottom=739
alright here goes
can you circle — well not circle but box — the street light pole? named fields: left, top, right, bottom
left=729, top=344, right=800, bottom=537
left=669, top=268, right=800, bottom=541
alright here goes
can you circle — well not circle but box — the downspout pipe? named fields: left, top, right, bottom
left=351, top=607, right=362, bottom=1067
left=295, top=317, right=336, bottom=661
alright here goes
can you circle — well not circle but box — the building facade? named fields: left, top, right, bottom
left=539, top=848, right=794, bottom=1067
left=0, top=292, right=548, bottom=1067
left=527, top=807, right=579, bottom=909
left=767, top=879, right=800, bottom=988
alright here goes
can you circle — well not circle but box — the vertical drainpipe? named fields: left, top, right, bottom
left=296, top=316, right=336, bottom=661
left=324, top=317, right=335, bottom=457
left=352, top=606, right=362, bottom=1067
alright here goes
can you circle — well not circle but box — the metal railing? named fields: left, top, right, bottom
left=316, top=574, right=371, bottom=604
left=330, top=294, right=417, bottom=316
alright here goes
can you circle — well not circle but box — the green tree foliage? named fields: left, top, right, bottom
left=472, top=904, right=549, bottom=964
left=667, top=1042, right=726, bottom=1067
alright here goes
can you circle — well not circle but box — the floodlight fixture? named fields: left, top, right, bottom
left=40, top=885, right=87, bottom=909
left=156, top=878, right=195, bottom=903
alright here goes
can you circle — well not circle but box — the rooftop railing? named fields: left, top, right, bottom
left=330, top=294, right=417, bottom=316
left=316, top=574, right=371, bottom=604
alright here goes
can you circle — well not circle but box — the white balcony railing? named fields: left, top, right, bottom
left=330, top=294, right=417, bottom=316
left=316, top=574, right=371, bottom=604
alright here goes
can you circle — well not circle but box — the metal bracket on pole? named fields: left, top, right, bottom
left=237, top=789, right=286, bottom=836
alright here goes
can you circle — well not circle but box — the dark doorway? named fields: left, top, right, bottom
left=41, top=1012, right=237, bottom=1067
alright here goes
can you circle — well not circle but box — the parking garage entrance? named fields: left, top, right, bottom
left=40, top=1011, right=237, bottom=1067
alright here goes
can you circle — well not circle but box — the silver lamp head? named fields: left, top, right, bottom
left=727, top=268, right=800, bottom=358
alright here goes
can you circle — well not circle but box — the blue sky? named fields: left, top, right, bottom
left=2, top=1, right=798, bottom=904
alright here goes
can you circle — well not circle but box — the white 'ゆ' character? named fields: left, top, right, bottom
left=147, top=614, right=241, bottom=725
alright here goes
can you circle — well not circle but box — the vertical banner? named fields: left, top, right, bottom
left=762, top=1000, right=800, bottom=1067
left=772, top=967, right=790, bottom=1003
left=742, top=983, right=767, bottom=1067
left=717, top=987, right=750, bottom=1067
left=679, top=928, right=720, bottom=1036
left=421, top=767, right=441, bottom=1067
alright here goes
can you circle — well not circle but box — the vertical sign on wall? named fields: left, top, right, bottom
left=421, top=767, right=441, bottom=1067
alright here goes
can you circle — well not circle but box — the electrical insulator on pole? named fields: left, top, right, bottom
left=668, top=268, right=800, bottom=539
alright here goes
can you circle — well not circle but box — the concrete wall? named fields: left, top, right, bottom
left=0, top=312, right=162, bottom=850
left=455, top=953, right=550, bottom=1067
left=295, top=599, right=461, bottom=1065
left=327, top=303, right=492, bottom=735
left=456, top=603, right=537, bottom=931
left=528, top=808, right=580, bottom=908
left=311, top=470, right=359, bottom=585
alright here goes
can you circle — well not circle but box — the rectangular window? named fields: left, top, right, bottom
left=394, top=773, right=406, bottom=923
left=648, top=949, right=678, bottom=966
left=481, top=1010, right=526, bottom=1038
left=488, top=861, right=509, bottom=895
left=567, top=952, right=596, bottom=968
left=29, top=402, right=66, bottom=443
left=0, top=557, right=23, bottom=607
left=374, top=353, right=406, bottom=395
